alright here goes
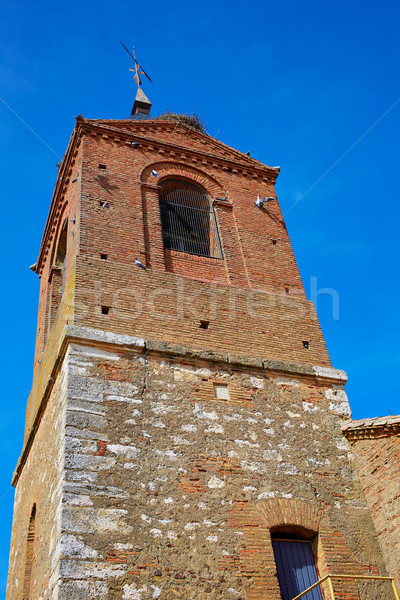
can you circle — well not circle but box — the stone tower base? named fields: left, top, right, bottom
left=7, top=327, right=387, bottom=600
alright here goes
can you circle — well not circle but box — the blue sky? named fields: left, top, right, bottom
left=1, top=0, right=399, bottom=595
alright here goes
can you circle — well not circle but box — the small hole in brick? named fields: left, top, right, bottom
left=100, top=253, right=108, bottom=260
left=99, top=164, right=107, bottom=170
left=101, top=305, right=110, bottom=315
left=285, top=287, right=290, bottom=294
left=303, top=341, right=310, bottom=349
left=272, top=239, right=277, bottom=245
left=199, top=320, right=209, bottom=330
left=227, top=167, right=233, bottom=173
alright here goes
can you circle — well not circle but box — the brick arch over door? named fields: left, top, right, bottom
left=252, top=498, right=374, bottom=600
left=226, top=498, right=364, bottom=600
left=256, top=498, right=323, bottom=534
left=140, top=161, right=226, bottom=200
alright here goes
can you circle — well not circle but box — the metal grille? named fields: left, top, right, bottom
left=159, top=180, right=222, bottom=258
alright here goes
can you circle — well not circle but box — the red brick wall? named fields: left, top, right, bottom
left=79, top=127, right=305, bottom=295
left=73, top=256, right=330, bottom=366
left=71, top=120, right=329, bottom=366
left=33, top=142, right=82, bottom=372
left=345, top=429, right=400, bottom=587
left=32, top=119, right=328, bottom=373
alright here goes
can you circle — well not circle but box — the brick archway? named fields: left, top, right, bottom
left=225, top=499, right=327, bottom=600
left=251, top=499, right=371, bottom=600
left=140, top=161, right=226, bottom=200
left=255, top=498, right=323, bottom=534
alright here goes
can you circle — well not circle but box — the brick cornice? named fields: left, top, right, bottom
left=36, top=122, right=83, bottom=276
left=83, top=116, right=269, bottom=165
left=343, top=423, right=400, bottom=441
left=79, top=119, right=279, bottom=181
left=342, top=414, right=400, bottom=440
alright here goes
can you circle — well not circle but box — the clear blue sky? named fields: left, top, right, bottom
left=1, top=0, right=399, bottom=595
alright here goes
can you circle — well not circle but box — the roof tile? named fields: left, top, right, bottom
left=341, top=414, right=400, bottom=432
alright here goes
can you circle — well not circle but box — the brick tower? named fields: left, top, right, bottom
left=6, top=89, right=394, bottom=600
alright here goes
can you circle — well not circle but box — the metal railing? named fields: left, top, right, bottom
left=291, top=574, right=400, bottom=600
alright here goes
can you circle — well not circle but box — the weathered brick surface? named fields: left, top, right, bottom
left=73, top=256, right=330, bottom=369
left=32, top=139, right=82, bottom=380
left=343, top=419, right=400, bottom=587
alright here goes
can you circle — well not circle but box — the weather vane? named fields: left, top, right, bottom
left=118, top=39, right=153, bottom=88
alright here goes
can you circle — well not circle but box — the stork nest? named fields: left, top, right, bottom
left=156, top=112, right=207, bottom=133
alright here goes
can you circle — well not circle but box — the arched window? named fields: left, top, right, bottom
left=22, top=504, right=36, bottom=600
left=49, top=221, right=68, bottom=330
left=271, top=531, right=322, bottom=600
left=56, top=222, right=67, bottom=294
left=159, top=180, right=222, bottom=258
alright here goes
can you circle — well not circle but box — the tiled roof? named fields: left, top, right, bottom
left=342, top=414, right=400, bottom=432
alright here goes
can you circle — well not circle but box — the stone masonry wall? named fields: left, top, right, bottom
left=10, top=328, right=388, bottom=600
left=7, top=356, right=68, bottom=600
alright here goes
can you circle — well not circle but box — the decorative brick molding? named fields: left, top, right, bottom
left=342, top=415, right=400, bottom=440
left=140, top=160, right=226, bottom=199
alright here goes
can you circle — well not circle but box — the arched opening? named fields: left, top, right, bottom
left=159, top=179, right=221, bottom=258
left=22, top=504, right=36, bottom=600
left=49, top=220, right=68, bottom=330
left=271, top=530, right=322, bottom=600
left=56, top=221, right=67, bottom=294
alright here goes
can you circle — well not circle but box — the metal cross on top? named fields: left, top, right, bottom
left=118, top=39, right=153, bottom=88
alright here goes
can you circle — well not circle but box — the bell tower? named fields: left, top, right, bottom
left=6, top=92, right=392, bottom=600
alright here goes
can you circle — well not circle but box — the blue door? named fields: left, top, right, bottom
left=272, top=540, right=323, bottom=600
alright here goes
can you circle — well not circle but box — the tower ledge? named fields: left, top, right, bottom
left=13, top=324, right=348, bottom=487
